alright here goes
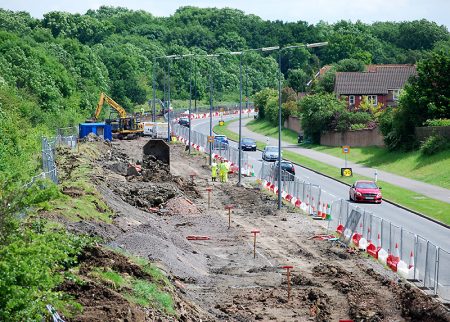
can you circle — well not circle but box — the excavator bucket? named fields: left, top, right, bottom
left=143, top=139, right=170, bottom=165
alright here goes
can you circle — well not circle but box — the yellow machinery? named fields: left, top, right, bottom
left=89, top=92, right=143, bottom=139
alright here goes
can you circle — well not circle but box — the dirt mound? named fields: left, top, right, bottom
left=59, top=280, right=147, bottom=322
left=110, top=181, right=180, bottom=211
left=78, top=246, right=149, bottom=279
left=142, top=154, right=172, bottom=182
left=165, top=196, right=199, bottom=216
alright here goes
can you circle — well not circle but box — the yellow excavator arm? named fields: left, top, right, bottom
left=93, top=92, right=128, bottom=120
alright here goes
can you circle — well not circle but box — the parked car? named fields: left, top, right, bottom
left=262, top=146, right=280, bottom=162
left=178, top=117, right=190, bottom=127
left=349, top=180, right=382, bottom=203
left=273, top=160, right=295, bottom=181
left=213, top=135, right=229, bottom=150
left=240, top=138, right=257, bottom=151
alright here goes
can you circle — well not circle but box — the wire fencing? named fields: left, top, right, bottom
left=25, top=126, right=79, bottom=187
left=258, top=160, right=450, bottom=301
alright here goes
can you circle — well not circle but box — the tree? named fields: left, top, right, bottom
left=380, top=50, right=450, bottom=150
left=298, top=93, right=346, bottom=143
left=287, top=69, right=309, bottom=94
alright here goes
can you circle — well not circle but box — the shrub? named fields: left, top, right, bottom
left=350, top=123, right=366, bottom=131
left=420, top=134, right=449, bottom=155
left=424, top=119, right=450, bottom=127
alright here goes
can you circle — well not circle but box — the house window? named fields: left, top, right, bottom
left=389, top=89, right=401, bottom=101
left=367, top=95, right=378, bottom=106
left=349, top=95, right=355, bottom=105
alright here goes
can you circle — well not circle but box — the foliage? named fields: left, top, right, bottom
left=380, top=50, right=450, bottom=150
left=335, top=58, right=366, bottom=72
left=424, top=119, right=450, bottom=127
left=420, top=134, right=449, bottom=156
left=334, top=110, right=373, bottom=132
left=125, top=280, right=175, bottom=315
left=0, top=227, right=91, bottom=321
left=298, top=93, right=346, bottom=143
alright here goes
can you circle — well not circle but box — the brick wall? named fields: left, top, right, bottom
left=283, top=115, right=302, bottom=134
left=320, top=127, right=385, bottom=147
left=416, top=126, right=450, bottom=141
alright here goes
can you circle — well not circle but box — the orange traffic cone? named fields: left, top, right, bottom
left=408, top=251, right=414, bottom=269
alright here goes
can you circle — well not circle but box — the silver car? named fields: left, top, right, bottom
left=262, top=146, right=280, bottom=162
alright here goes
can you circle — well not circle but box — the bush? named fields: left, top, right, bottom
left=350, top=123, right=367, bottom=130
left=420, top=134, right=449, bottom=155
left=424, top=119, right=450, bottom=127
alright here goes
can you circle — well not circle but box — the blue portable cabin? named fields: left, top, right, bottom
left=79, top=122, right=112, bottom=141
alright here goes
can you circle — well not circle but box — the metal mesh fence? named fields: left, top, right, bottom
left=424, top=241, right=438, bottom=291
left=174, top=119, right=450, bottom=302
left=437, top=248, right=450, bottom=300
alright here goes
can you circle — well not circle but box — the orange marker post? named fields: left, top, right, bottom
left=225, top=204, right=234, bottom=229
left=206, top=187, right=212, bottom=209
left=281, top=265, right=294, bottom=302
left=251, top=230, right=260, bottom=258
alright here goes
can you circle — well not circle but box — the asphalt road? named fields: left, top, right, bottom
left=191, top=115, right=450, bottom=252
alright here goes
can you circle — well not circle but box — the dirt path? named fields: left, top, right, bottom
left=90, top=137, right=450, bottom=322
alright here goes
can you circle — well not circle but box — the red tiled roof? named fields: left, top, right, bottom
left=334, top=65, right=417, bottom=95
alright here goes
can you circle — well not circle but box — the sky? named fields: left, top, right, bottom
left=1, top=0, right=449, bottom=29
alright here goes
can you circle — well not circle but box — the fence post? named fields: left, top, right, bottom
left=339, top=198, right=344, bottom=225
left=389, top=222, right=392, bottom=253
left=413, top=235, right=418, bottom=280
left=424, top=240, right=429, bottom=288
left=400, top=227, right=403, bottom=260
left=380, top=218, right=384, bottom=246
left=434, top=247, right=440, bottom=296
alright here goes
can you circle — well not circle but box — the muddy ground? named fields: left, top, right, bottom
left=63, top=137, right=450, bottom=322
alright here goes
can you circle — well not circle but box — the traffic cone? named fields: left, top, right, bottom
left=408, top=251, right=414, bottom=269
left=394, top=243, right=400, bottom=260
left=325, top=203, right=331, bottom=220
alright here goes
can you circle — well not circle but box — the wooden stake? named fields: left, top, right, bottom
left=282, top=265, right=294, bottom=302
left=251, top=230, right=260, bottom=258
left=206, top=187, right=212, bottom=209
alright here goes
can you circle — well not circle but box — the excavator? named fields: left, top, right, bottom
left=88, top=92, right=143, bottom=139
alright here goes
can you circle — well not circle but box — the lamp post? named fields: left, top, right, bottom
left=152, top=61, right=156, bottom=122
left=189, top=56, right=193, bottom=155
left=274, top=42, right=328, bottom=209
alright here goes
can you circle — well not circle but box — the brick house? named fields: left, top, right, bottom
left=334, top=65, right=417, bottom=109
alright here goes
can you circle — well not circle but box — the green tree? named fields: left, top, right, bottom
left=299, top=93, right=346, bottom=143
left=380, top=50, right=450, bottom=150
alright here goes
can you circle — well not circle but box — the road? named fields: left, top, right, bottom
left=191, top=115, right=450, bottom=252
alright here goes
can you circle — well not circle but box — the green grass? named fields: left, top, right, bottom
left=217, top=119, right=450, bottom=225
left=305, top=145, right=450, bottom=190
left=245, top=119, right=450, bottom=190
left=125, top=280, right=175, bottom=315
left=91, top=268, right=127, bottom=289
left=247, top=119, right=299, bottom=144
left=283, top=150, right=450, bottom=225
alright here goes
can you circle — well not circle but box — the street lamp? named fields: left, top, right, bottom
left=274, top=42, right=328, bottom=209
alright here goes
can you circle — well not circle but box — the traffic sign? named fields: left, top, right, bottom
left=342, top=146, right=350, bottom=154
left=341, top=168, right=353, bottom=177
left=207, top=136, right=215, bottom=143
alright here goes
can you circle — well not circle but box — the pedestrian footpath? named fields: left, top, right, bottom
left=228, top=118, right=450, bottom=204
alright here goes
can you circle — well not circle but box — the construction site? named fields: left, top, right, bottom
left=39, top=130, right=450, bottom=322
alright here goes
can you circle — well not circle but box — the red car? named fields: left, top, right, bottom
left=349, top=180, right=382, bottom=203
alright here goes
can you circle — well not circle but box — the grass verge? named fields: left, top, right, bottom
left=246, top=119, right=450, bottom=190
left=215, top=120, right=450, bottom=225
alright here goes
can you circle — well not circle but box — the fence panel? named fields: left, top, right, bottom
left=424, top=241, right=438, bottom=291
left=437, top=248, right=450, bottom=300
left=400, top=229, right=416, bottom=263
left=414, top=235, right=428, bottom=283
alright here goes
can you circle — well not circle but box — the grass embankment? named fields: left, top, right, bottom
left=0, top=142, right=177, bottom=320
left=247, top=119, right=450, bottom=190
left=215, top=119, right=450, bottom=225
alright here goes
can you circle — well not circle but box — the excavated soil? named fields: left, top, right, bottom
left=58, top=137, right=450, bottom=322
